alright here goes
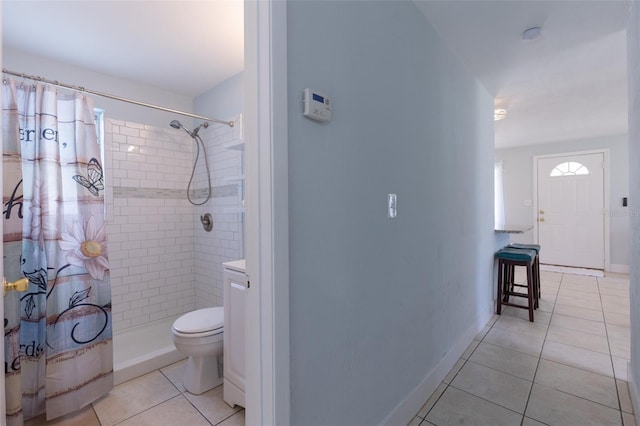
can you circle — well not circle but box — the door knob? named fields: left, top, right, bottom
left=539, top=210, right=545, bottom=214
left=4, top=277, right=28, bottom=295
left=539, top=218, right=545, bottom=222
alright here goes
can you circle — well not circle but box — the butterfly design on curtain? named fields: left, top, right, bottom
left=72, top=158, right=104, bottom=196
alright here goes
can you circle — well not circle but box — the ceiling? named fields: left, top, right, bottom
left=2, top=0, right=244, bottom=98
left=415, top=0, right=631, bottom=148
left=3, top=1, right=631, bottom=149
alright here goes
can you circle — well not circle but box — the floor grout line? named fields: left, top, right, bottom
left=599, top=275, right=627, bottom=426
left=414, top=270, right=630, bottom=426
left=419, top=308, right=497, bottom=424
left=519, top=271, right=561, bottom=426
left=444, top=385, right=525, bottom=417
left=157, top=367, right=216, bottom=426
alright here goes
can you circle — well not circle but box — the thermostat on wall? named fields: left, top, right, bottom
left=303, top=88, right=331, bottom=122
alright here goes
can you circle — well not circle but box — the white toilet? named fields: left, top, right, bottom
left=171, top=306, right=224, bottom=394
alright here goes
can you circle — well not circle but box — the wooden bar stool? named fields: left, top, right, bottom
left=508, top=243, right=541, bottom=305
left=496, top=248, right=538, bottom=322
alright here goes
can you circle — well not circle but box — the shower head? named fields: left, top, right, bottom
left=169, top=120, right=209, bottom=137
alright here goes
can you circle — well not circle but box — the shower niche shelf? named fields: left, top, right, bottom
left=224, top=175, right=245, bottom=183
left=223, top=140, right=244, bottom=151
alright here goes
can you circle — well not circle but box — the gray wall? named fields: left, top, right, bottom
left=287, top=2, right=495, bottom=424
left=496, top=135, right=629, bottom=268
left=3, top=47, right=195, bottom=129
left=194, top=71, right=243, bottom=122
left=628, top=0, right=640, bottom=409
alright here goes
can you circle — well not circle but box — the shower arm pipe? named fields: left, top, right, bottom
left=2, top=68, right=234, bottom=128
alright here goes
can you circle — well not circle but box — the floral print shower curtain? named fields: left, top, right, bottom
left=2, top=78, right=112, bottom=424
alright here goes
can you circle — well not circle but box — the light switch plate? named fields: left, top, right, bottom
left=388, top=194, right=397, bottom=219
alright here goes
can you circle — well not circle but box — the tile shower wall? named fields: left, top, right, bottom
left=105, top=117, right=243, bottom=333
left=105, top=120, right=195, bottom=332
left=193, top=116, right=244, bottom=310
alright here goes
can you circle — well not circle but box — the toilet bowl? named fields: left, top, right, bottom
left=171, top=307, right=224, bottom=394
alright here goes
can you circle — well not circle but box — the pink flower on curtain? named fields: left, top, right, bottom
left=59, top=216, right=109, bottom=280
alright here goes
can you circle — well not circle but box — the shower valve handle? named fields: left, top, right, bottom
left=200, top=213, right=213, bottom=232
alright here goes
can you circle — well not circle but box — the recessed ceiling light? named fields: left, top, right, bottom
left=494, top=108, right=507, bottom=121
left=522, top=27, right=542, bottom=42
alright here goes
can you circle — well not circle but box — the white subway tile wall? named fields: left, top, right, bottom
left=194, top=119, right=244, bottom=310
left=105, top=117, right=243, bottom=333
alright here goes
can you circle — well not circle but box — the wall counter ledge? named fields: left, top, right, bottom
left=495, top=225, right=534, bottom=234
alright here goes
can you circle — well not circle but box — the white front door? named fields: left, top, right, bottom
left=536, top=152, right=605, bottom=269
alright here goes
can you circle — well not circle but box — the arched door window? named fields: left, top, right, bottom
left=549, top=161, right=590, bottom=177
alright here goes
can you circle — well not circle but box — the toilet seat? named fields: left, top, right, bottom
left=172, top=307, right=224, bottom=335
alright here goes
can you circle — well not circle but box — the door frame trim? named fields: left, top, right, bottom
left=244, top=0, right=290, bottom=424
left=1, top=16, right=6, bottom=417
left=532, top=149, right=610, bottom=271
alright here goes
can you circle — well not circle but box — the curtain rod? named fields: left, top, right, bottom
left=2, top=68, right=234, bottom=128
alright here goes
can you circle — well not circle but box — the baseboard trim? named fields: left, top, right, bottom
left=381, top=305, right=492, bottom=425
left=628, top=362, right=640, bottom=426
left=609, top=264, right=630, bottom=274
left=540, top=264, right=604, bottom=277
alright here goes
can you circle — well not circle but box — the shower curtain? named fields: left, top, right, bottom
left=2, top=78, right=113, bottom=424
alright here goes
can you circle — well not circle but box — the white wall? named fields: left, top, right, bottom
left=627, top=0, right=640, bottom=418
left=195, top=72, right=243, bottom=122
left=496, top=134, right=629, bottom=269
left=286, top=1, right=494, bottom=424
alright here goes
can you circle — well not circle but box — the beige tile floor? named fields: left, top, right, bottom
left=409, top=270, right=635, bottom=426
left=20, top=270, right=636, bottom=426
left=25, top=359, right=244, bottom=426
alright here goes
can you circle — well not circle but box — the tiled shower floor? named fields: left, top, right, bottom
left=409, top=271, right=635, bottom=426
left=25, top=359, right=244, bottom=426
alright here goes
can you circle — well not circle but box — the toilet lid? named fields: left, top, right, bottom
left=173, top=307, right=224, bottom=334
